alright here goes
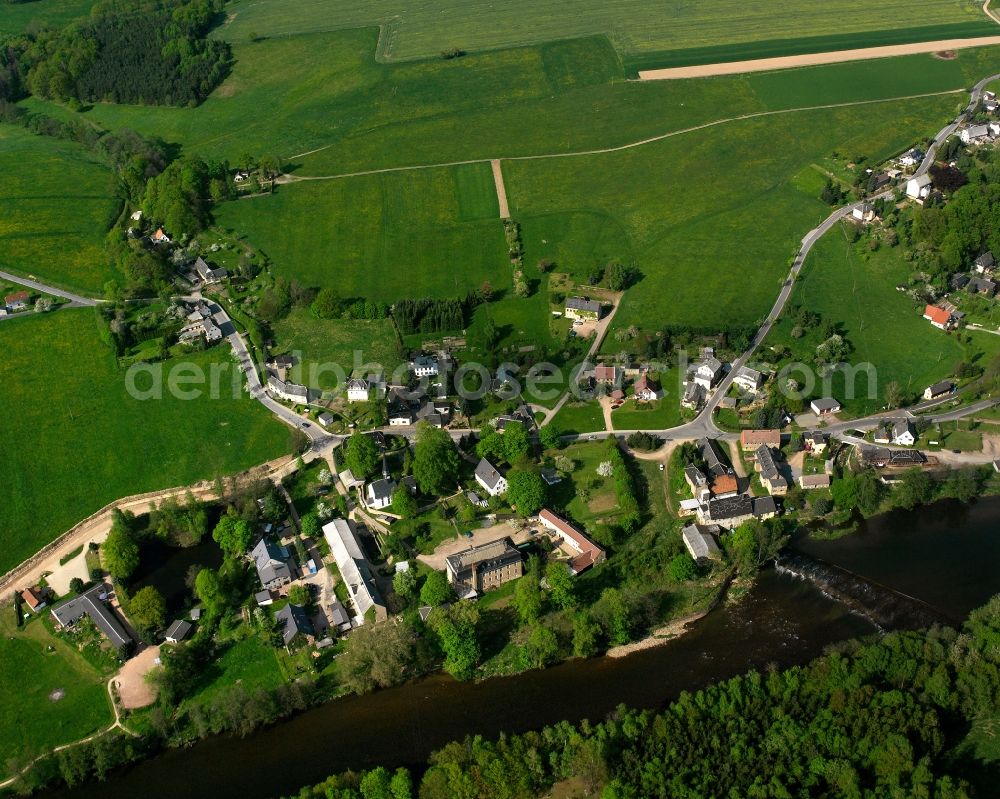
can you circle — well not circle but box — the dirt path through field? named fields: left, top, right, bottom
left=491, top=159, right=510, bottom=219
left=639, top=36, right=1000, bottom=80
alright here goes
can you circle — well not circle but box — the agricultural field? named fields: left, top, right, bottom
left=0, top=310, right=298, bottom=575
left=0, top=0, right=96, bottom=36
left=503, top=93, right=959, bottom=343
left=0, top=611, right=112, bottom=777
left=0, top=126, right=119, bottom=295
left=214, top=163, right=507, bottom=303
left=217, top=0, right=994, bottom=64
left=762, top=223, right=971, bottom=415
left=271, top=311, right=402, bottom=391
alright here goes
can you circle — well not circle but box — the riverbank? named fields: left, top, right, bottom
left=605, top=610, right=708, bottom=657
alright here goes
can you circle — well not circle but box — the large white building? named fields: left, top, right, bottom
left=322, top=519, right=387, bottom=624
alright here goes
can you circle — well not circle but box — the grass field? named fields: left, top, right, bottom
left=0, top=126, right=119, bottom=295
left=551, top=401, right=605, bottom=435
left=180, top=635, right=284, bottom=710
left=762, top=223, right=969, bottom=415
left=214, top=164, right=507, bottom=302
left=217, top=0, right=993, bottom=63
left=271, top=310, right=402, bottom=390
left=0, top=0, right=96, bottom=36
left=505, top=94, right=958, bottom=342
left=0, top=611, right=112, bottom=776
left=0, top=310, right=297, bottom=575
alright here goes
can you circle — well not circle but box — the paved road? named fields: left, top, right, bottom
left=0, top=270, right=98, bottom=307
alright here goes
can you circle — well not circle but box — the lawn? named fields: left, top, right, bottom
left=762, top=222, right=969, bottom=415
left=271, top=310, right=402, bottom=391
left=0, top=0, right=96, bottom=36
left=545, top=440, right=622, bottom=528
left=0, top=611, right=112, bottom=777
left=551, top=400, right=606, bottom=435
left=610, top=367, right=684, bottom=431
left=217, top=0, right=992, bottom=63
left=0, top=310, right=298, bottom=574
left=180, top=635, right=284, bottom=710
left=505, top=94, right=958, bottom=345
left=0, top=125, right=119, bottom=295
left=214, top=164, right=508, bottom=303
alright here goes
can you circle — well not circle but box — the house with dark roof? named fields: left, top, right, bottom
left=538, top=509, right=606, bottom=574
left=474, top=458, right=508, bottom=496
left=923, top=381, right=954, bottom=401
left=50, top=584, right=131, bottom=652
left=366, top=477, right=395, bottom=510
left=810, top=397, right=842, bottom=416
left=329, top=601, right=352, bottom=634
left=634, top=372, right=660, bottom=401
left=754, top=445, right=788, bottom=495
left=164, top=619, right=192, bottom=643
left=968, top=276, right=997, bottom=297
left=193, top=256, right=228, bottom=284
left=267, top=371, right=311, bottom=403
left=445, top=536, right=523, bottom=598
left=974, top=251, right=996, bottom=274
left=684, top=466, right=711, bottom=502
left=564, top=296, right=602, bottom=321
left=892, top=419, right=915, bottom=446
left=322, top=519, right=386, bottom=623
left=275, top=604, right=314, bottom=648
left=251, top=538, right=293, bottom=590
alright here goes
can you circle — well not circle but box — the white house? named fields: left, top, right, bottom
left=923, top=381, right=954, bottom=401
left=692, top=356, right=723, bottom=390
left=852, top=203, right=876, bottom=223
left=365, top=477, right=395, bottom=510
left=974, top=252, right=996, bottom=274
left=733, top=367, right=763, bottom=393
left=474, top=458, right=507, bottom=497
left=346, top=378, right=370, bottom=402
left=411, top=355, right=439, bottom=378
left=267, top=373, right=309, bottom=403
left=961, top=124, right=991, bottom=144
left=899, top=148, right=925, bottom=167
left=892, top=419, right=915, bottom=447
left=810, top=397, right=841, bottom=416
left=906, top=174, right=932, bottom=200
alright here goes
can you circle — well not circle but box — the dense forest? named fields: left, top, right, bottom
left=288, top=594, right=1000, bottom=799
left=13, top=0, right=230, bottom=106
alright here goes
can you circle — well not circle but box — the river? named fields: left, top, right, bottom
left=51, top=496, right=1000, bottom=799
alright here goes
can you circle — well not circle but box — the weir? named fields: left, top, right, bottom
left=775, top=551, right=955, bottom=631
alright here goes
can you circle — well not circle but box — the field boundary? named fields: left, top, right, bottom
left=638, top=35, right=1000, bottom=80
left=491, top=159, right=510, bottom=218
left=277, top=87, right=965, bottom=184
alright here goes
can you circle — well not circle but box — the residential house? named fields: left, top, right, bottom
left=538, top=509, right=607, bottom=574
left=859, top=447, right=927, bottom=469
left=923, top=381, right=954, bottom=401
left=873, top=425, right=892, bottom=445
left=267, top=371, right=310, bottom=403
left=633, top=373, right=661, bottom=401
left=803, top=431, right=827, bottom=454
left=50, top=584, right=131, bottom=652
left=906, top=174, right=932, bottom=200
left=752, top=495, right=778, bottom=520
left=754, top=445, right=788, bottom=495
left=193, top=256, right=227, bottom=284
left=346, top=378, right=370, bottom=403
left=682, top=382, right=705, bottom=409
left=692, top=356, right=724, bottom=390
left=733, top=367, right=764, bottom=393
left=388, top=401, right=416, bottom=426
left=564, top=297, right=602, bottom=321
left=495, top=408, right=532, bottom=432
left=684, top=466, right=711, bottom=503
left=445, top=536, right=524, bottom=598
left=151, top=228, right=171, bottom=244
left=870, top=172, right=892, bottom=190
left=711, top=473, right=739, bottom=498
left=702, top=495, right=754, bottom=528
left=416, top=399, right=451, bottom=428
left=366, top=477, right=395, bottom=510
left=810, top=397, right=842, bottom=416
left=594, top=364, right=622, bottom=386
left=682, top=523, right=722, bottom=563
left=330, top=601, right=353, bottom=634
left=475, top=458, right=508, bottom=496
left=20, top=586, right=49, bottom=613
left=923, top=303, right=958, bottom=331
left=974, top=252, right=996, bottom=274
left=410, top=355, right=439, bottom=378
left=892, top=419, right=915, bottom=446
left=852, top=203, right=876, bottom=223
left=899, top=148, right=925, bottom=167
left=318, top=411, right=335, bottom=427
left=164, top=620, right=192, bottom=644
left=255, top=590, right=273, bottom=607
left=961, top=124, right=992, bottom=144
left=251, top=538, right=293, bottom=590
left=4, top=290, right=29, bottom=311
left=322, top=518, right=387, bottom=623
left=799, top=473, right=832, bottom=490
left=951, top=273, right=971, bottom=291
left=740, top=429, right=781, bottom=452
left=275, top=604, right=314, bottom=648
left=968, top=276, right=997, bottom=297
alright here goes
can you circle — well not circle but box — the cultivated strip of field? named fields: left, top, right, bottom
left=491, top=159, right=510, bottom=219
left=639, top=36, right=1000, bottom=80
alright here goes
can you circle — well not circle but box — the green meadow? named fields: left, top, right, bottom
left=762, top=223, right=971, bottom=415
left=0, top=126, right=119, bottom=295
left=0, top=310, right=297, bottom=574
left=214, top=163, right=507, bottom=302
left=0, top=611, right=111, bottom=776
left=217, top=0, right=992, bottom=63
left=503, top=94, right=958, bottom=342
left=0, top=0, right=96, bottom=36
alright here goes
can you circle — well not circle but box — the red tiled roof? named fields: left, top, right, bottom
left=5, top=290, right=29, bottom=304
left=539, top=509, right=605, bottom=572
left=594, top=364, right=618, bottom=381
left=710, top=475, right=738, bottom=496
left=923, top=304, right=952, bottom=326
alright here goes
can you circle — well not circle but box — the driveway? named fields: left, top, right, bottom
left=417, top=520, right=534, bottom=571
